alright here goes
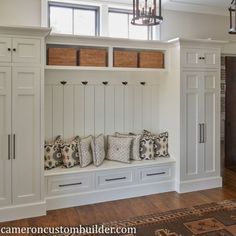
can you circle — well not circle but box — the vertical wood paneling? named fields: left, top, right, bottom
left=151, top=85, right=159, bottom=133
left=105, top=85, right=115, bottom=135
left=142, top=85, right=152, bottom=131
left=114, top=85, right=124, bottom=133
left=95, top=86, right=105, bottom=135
left=45, top=85, right=53, bottom=140
left=124, top=86, right=134, bottom=132
left=74, top=85, right=85, bottom=136
left=64, top=86, right=74, bottom=139
left=84, top=85, right=95, bottom=136
left=45, top=83, right=160, bottom=139
left=52, top=85, right=63, bottom=137
left=134, top=85, right=143, bottom=133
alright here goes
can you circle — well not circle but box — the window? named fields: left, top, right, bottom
left=49, top=2, right=99, bottom=36
left=109, top=8, right=152, bottom=40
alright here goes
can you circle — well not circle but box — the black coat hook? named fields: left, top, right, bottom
left=140, top=82, right=146, bottom=86
left=122, top=81, right=128, bottom=86
left=103, top=81, right=108, bottom=85
left=82, top=81, right=88, bottom=85
left=60, top=81, right=67, bottom=85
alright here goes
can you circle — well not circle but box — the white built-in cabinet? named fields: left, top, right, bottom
left=0, top=26, right=50, bottom=222
left=178, top=43, right=222, bottom=192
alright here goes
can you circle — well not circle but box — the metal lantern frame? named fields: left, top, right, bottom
left=131, top=0, right=163, bottom=26
left=229, top=0, right=236, bottom=34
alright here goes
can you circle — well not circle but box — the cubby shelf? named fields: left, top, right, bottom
left=45, top=65, right=167, bottom=72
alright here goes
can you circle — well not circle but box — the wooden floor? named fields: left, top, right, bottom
left=1, top=168, right=236, bottom=232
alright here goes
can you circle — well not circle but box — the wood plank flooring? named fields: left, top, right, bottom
left=1, top=168, right=236, bottom=232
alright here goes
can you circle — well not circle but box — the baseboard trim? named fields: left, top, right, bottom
left=46, top=180, right=175, bottom=211
left=175, top=176, right=222, bottom=193
left=0, top=201, right=46, bottom=223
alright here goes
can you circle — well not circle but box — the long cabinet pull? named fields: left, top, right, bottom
left=146, top=172, right=166, bottom=177
left=8, top=135, right=11, bottom=160
left=13, top=134, right=16, bottom=160
left=59, top=182, right=82, bottom=187
left=199, top=124, right=202, bottom=143
left=202, top=124, right=206, bottom=143
left=105, top=177, right=126, bottom=182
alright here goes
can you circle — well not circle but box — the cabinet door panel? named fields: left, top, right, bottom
left=0, top=37, right=11, bottom=63
left=183, top=72, right=202, bottom=179
left=0, top=67, right=11, bottom=207
left=202, top=50, right=219, bottom=68
left=12, top=38, right=40, bottom=64
left=203, top=72, right=219, bottom=175
left=182, top=48, right=201, bottom=67
left=12, top=67, right=41, bottom=204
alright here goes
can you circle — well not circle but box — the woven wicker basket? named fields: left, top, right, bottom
left=113, top=50, right=138, bottom=68
left=139, top=51, right=164, bottom=68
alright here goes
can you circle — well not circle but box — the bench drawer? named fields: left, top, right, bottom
left=46, top=173, right=94, bottom=196
left=138, top=166, right=171, bottom=183
left=96, top=170, right=135, bottom=189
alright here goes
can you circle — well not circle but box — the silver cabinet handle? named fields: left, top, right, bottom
left=8, top=134, right=11, bottom=160
left=59, top=182, right=82, bottom=187
left=146, top=172, right=166, bottom=176
left=13, top=134, right=16, bottom=160
left=105, top=177, right=126, bottom=182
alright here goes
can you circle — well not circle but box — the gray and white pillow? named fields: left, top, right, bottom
left=91, top=134, right=105, bottom=167
left=79, top=135, right=93, bottom=168
left=115, top=132, right=141, bottom=161
left=106, top=135, right=133, bottom=163
left=142, top=130, right=169, bottom=158
left=61, top=136, right=80, bottom=168
left=139, top=135, right=155, bottom=160
left=44, top=135, right=63, bottom=169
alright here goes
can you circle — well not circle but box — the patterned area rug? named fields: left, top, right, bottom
left=89, top=200, right=236, bottom=236
left=42, top=200, right=236, bottom=236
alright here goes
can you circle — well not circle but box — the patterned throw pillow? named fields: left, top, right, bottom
left=153, top=132, right=169, bottom=158
left=61, top=136, right=80, bottom=168
left=91, top=134, right=105, bottom=167
left=106, top=135, right=133, bottom=164
left=78, top=136, right=93, bottom=168
left=44, top=135, right=63, bottom=169
left=142, top=130, right=169, bottom=158
left=139, top=135, right=155, bottom=160
left=115, top=132, right=142, bottom=161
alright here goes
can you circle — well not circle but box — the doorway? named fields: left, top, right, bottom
left=224, top=56, right=236, bottom=171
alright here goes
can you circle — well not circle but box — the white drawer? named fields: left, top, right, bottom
left=46, top=173, right=94, bottom=196
left=96, top=170, right=135, bottom=189
left=138, top=166, right=171, bottom=183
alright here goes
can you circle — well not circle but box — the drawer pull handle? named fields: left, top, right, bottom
left=59, top=182, right=82, bottom=187
left=146, top=172, right=166, bottom=177
left=105, top=177, right=126, bottom=182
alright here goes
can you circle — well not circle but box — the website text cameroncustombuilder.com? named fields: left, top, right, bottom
left=0, top=225, right=137, bottom=235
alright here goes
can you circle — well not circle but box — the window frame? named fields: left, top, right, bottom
left=48, top=1, right=100, bottom=36
left=108, top=7, right=153, bottom=40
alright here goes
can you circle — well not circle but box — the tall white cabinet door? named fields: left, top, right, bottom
left=12, top=67, right=41, bottom=204
left=202, top=72, right=220, bottom=177
left=0, top=37, right=12, bottom=63
left=12, top=38, right=40, bottom=64
left=0, top=67, right=12, bottom=207
left=182, top=71, right=203, bottom=180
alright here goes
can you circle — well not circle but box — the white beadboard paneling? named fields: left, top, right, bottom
left=45, top=85, right=53, bottom=140
left=134, top=85, right=143, bottom=134
left=52, top=85, right=63, bottom=138
left=45, top=83, right=160, bottom=140
left=105, top=85, right=115, bottom=135
left=84, top=86, right=95, bottom=136
left=95, top=86, right=105, bottom=135
left=64, top=86, right=74, bottom=139
left=142, top=85, right=153, bottom=131
left=124, top=86, right=134, bottom=133
left=114, top=86, right=124, bottom=133
left=74, top=85, right=85, bottom=136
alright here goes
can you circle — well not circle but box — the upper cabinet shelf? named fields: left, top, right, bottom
left=45, top=34, right=168, bottom=72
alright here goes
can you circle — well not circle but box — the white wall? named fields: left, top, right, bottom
left=0, top=0, right=41, bottom=27
left=0, top=0, right=234, bottom=41
left=161, top=10, right=234, bottom=41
